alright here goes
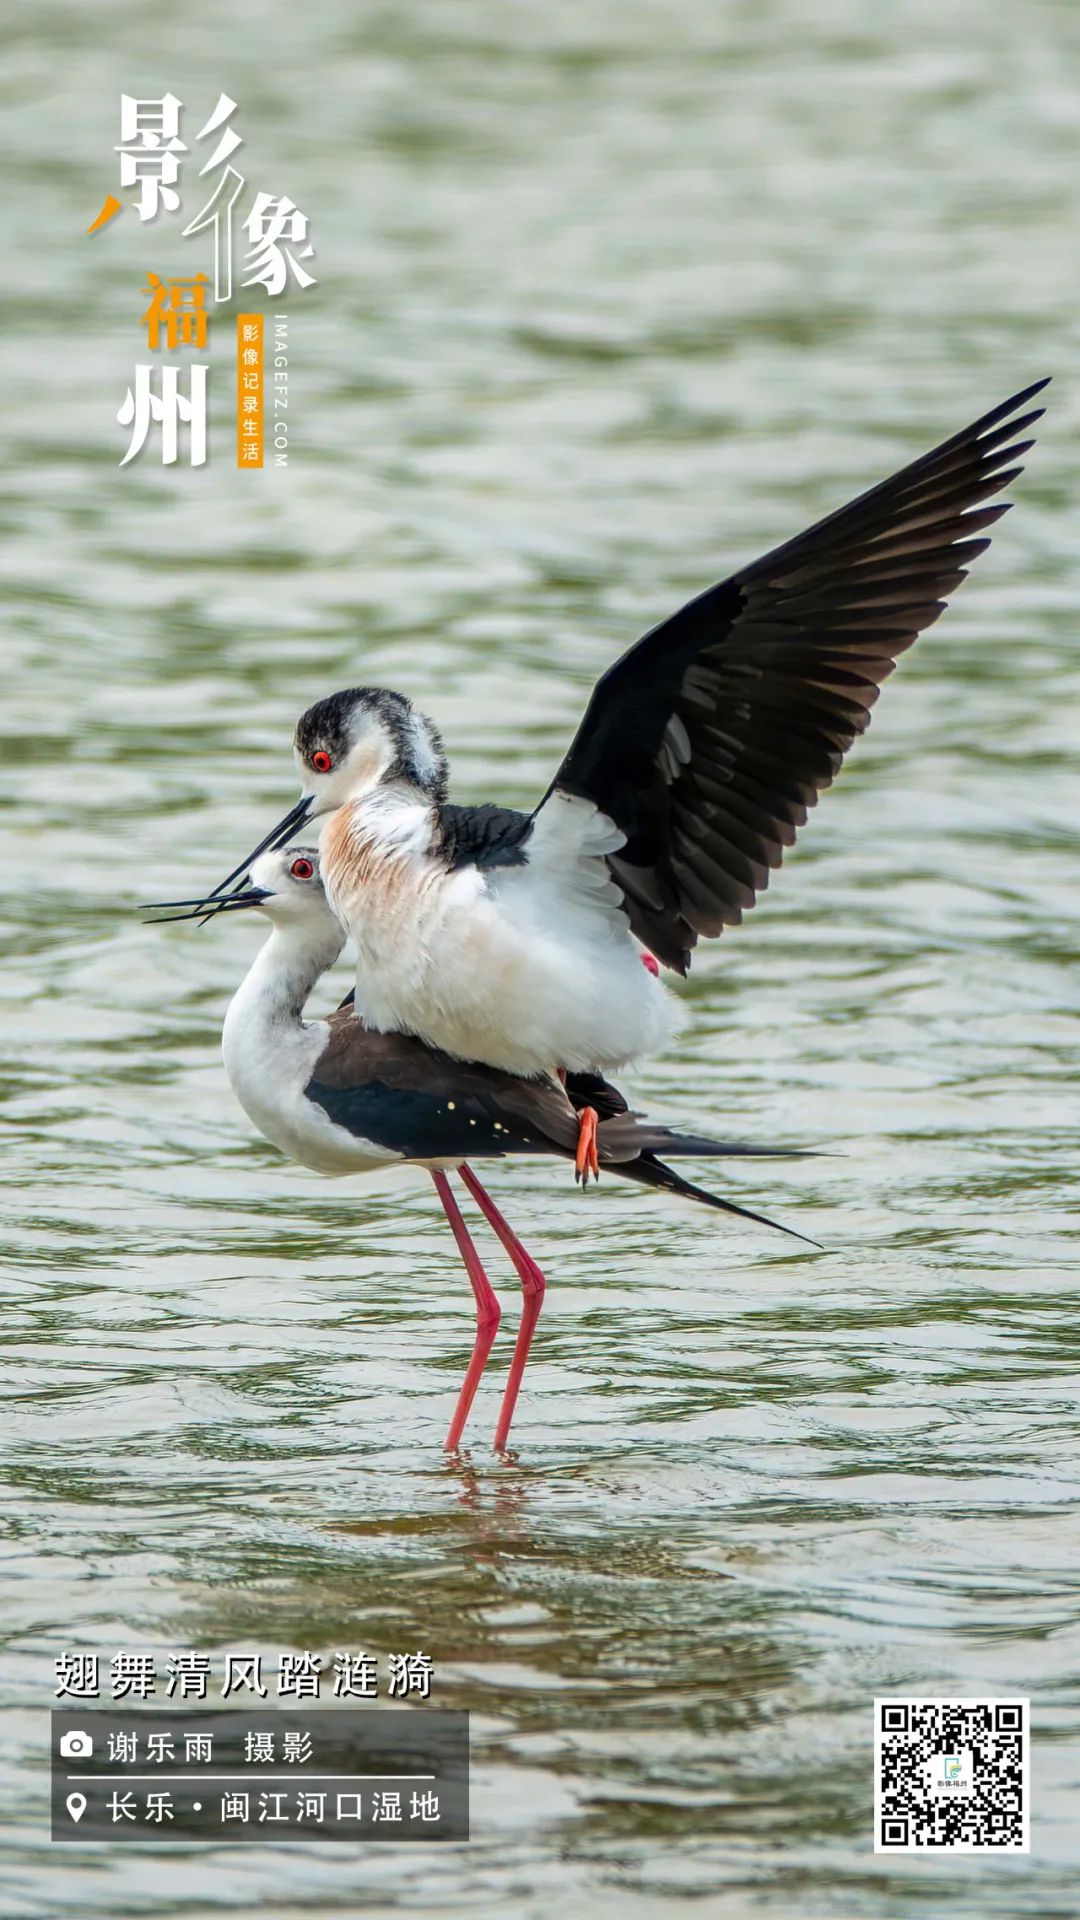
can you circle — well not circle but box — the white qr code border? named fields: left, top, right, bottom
left=874, top=1697, right=1030, bottom=1854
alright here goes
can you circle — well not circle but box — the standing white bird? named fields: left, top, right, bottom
left=204, top=381, right=1047, bottom=1169
left=148, top=847, right=809, bottom=1450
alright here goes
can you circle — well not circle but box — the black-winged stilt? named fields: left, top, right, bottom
left=149, top=848, right=811, bottom=1450
left=197, top=382, right=1047, bottom=1191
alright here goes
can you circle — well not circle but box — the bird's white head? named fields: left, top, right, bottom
left=293, top=687, right=447, bottom=818
left=206, top=688, right=448, bottom=902
left=224, top=848, right=348, bottom=999
left=245, top=846, right=344, bottom=939
left=145, top=847, right=345, bottom=967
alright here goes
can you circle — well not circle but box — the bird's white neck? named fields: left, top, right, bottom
left=221, top=920, right=347, bottom=1169
left=226, top=920, right=344, bottom=1032
left=341, top=782, right=438, bottom=856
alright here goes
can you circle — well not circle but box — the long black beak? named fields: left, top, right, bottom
left=142, top=888, right=271, bottom=925
left=207, top=794, right=315, bottom=900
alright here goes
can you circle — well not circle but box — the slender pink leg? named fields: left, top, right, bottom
left=431, top=1170, right=502, bottom=1451
left=459, top=1164, right=547, bottom=1451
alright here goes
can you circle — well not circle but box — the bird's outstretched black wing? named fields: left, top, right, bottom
left=540, top=379, right=1048, bottom=971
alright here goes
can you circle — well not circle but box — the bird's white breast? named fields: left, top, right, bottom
left=322, top=790, right=677, bottom=1076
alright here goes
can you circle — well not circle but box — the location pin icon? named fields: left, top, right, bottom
left=66, top=1792, right=86, bottom=1823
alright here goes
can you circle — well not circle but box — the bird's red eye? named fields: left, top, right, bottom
left=290, top=857, right=314, bottom=880
left=311, top=750, right=333, bottom=773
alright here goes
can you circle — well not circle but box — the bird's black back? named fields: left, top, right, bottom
left=438, top=802, right=534, bottom=872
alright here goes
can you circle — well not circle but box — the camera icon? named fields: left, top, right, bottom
left=59, top=1730, right=94, bottom=1760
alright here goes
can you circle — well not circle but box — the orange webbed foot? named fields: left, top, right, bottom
left=575, top=1105, right=600, bottom=1187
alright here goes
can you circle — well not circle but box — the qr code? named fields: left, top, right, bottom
left=874, top=1698, right=1029, bottom=1852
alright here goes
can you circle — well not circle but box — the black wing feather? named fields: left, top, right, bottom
left=306, top=1077, right=556, bottom=1160
left=439, top=802, right=534, bottom=872
left=545, top=378, right=1048, bottom=971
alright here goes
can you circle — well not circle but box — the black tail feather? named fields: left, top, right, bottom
left=627, top=1128, right=815, bottom=1159
left=592, top=1109, right=813, bottom=1166
left=611, top=1150, right=821, bottom=1248
left=565, top=1073, right=814, bottom=1163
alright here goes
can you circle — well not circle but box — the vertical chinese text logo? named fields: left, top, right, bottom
left=89, top=93, right=315, bottom=470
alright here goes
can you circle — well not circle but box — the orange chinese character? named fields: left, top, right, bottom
left=141, top=272, right=210, bottom=350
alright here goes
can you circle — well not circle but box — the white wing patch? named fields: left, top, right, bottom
left=471, top=789, right=673, bottom=1071
left=491, top=790, right=629, bottom=940
left=658, top=712, right=692, bottom=783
